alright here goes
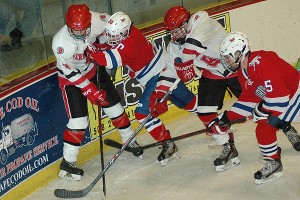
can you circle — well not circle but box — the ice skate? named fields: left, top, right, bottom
left=214, top=143, right=240, bottom=171
left=58, top=158, right=84, bottom=181
left=283, top=126, right=300, bottom=151
left=254, top=157, right=283, bottom=184
left=128, top=140, right=144, bottom=157
left=157, top=141, right=180, bottom=166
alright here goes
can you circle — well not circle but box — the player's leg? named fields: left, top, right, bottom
left=197, top=77, right=240, bottom=171
left=96, top=68, right=143, bottom=157
left=254, top=123, right=282, bottom=184
left=59, top=85, right=88, bottom=181
left=135, top=76, right=180, bottom=165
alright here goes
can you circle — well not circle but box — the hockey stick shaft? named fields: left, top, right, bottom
left=97, top=66, right=106, bottom=197
left=142, top=116, right=249, bottom=149
left=54, top=79, right=180, bottom=198
left=104, top=116, right=251, bottom=152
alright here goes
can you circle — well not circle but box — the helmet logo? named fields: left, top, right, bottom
left=229, top=37, right=235, bottom=42
left=108, top=19, right=114, bottom=24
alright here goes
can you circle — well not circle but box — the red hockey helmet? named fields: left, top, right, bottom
left=66, top=4, right=91, bottom=31
left=164, top=6, right=189, bottom=31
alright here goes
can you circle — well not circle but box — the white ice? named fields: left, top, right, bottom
left=24, top=99, right=300, bottom=200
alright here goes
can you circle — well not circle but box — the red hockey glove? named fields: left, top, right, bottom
left=149, top=91, right=168, bottom=117
left=85, top=44, right=98, bottom=64
left=174, top=57, right=195, bottom=83
left=208, top=111, right=231, bottom=135
left=81, top=82, right=109, bottom=106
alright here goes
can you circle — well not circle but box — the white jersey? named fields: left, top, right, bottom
left=52, top=11, right=109, bottom=88
left=181, top=11, right=236, bottom=79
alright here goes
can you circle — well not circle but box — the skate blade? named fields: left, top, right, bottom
left=58, top=170, right=82, bottom=181
left=159, top=152, right=181, bottom=166
left=254, top=171, right=283, bottom=185
left=216, top=157, right=240, bottom=172
left=135, top=155, right=143, bottom=159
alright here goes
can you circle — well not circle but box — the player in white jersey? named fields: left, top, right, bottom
left=52, top=4, right=143, bottom=181
left=164, top=6, right=242, bottom=171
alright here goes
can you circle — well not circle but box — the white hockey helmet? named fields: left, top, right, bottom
left=219, top=32, right=250, bottom=72
left=105, top=12, right=132, bottom=46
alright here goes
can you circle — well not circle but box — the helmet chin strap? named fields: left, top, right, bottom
left=176, top=38, right=185, bottom=45
left=231, top=54, right=244, bottom=72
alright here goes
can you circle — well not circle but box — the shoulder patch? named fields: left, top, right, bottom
left=57, top=47, right=64, bottom=54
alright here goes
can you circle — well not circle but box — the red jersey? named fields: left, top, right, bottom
left=91, top=26, right=165, bottom=86
left=228, top=50, right=300, bottom=120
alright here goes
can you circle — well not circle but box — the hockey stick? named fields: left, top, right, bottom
left=54, top=79, right=181, bottom=198
left=104, top=116, right=251, bottom=152
left=96, top=66, right=106, bottom=197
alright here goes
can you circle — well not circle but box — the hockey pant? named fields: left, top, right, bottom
left=60, top=68, right=122, bottom=163
left=135, top=75, right=197, bottom=141
left=197, top=76, right=241, bottom=145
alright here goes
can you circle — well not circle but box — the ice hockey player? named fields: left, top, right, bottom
left=209, top=31, right=300, bottom=184
left=163, top=6, right=242, bottom=171
left=52, top=4, right=143, bottom=181
left=88, top=12, right=203, bottom=165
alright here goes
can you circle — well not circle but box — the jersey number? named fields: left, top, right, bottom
left=264, top=80, right=273, bottom=92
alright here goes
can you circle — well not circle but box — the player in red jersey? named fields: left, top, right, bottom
left=89, top=12, right=201, bottom=165
left=208, top=32, right=300, bottom=184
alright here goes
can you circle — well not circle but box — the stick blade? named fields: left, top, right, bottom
left=54, top=188, right=86, bottom=198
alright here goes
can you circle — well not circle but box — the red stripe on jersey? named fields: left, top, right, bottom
left=183, top=48, right=200, bottom=57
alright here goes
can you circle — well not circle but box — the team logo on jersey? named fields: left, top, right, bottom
left=249, top=55, right=261, bottom=69
left=244, top=79, right=253, bottom=91
left=57, top=47, right=64, bottom=54
left=100, top=14, right=107, bottom=21
left=115, top=43, right=124, bottom=50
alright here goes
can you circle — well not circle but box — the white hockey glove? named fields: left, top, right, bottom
left=252, top=101, right=270, bottom=123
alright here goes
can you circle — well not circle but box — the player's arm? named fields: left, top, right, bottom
left=88, top=48, right=123, bottom=70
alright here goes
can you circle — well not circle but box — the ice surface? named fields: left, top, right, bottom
left=24, top=99, right=300, bottom=200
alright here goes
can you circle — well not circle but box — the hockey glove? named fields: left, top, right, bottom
left=252, top=101, right=271, bottom=123
left=174, top=57, right=195, bottom=83
left=81, top=82, right=109, bottom=106
left=149, top=91, right=168, bottom=117
left=208, top=111, right=231, bottom=135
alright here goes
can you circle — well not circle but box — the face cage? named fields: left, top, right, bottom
left=68, top=26, right=91, bottom=41
left=220, top=54, right=243, bottom=73
left=170, top=24, right=187, bottom=45
left=105, top=32, right=126, bottom=47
